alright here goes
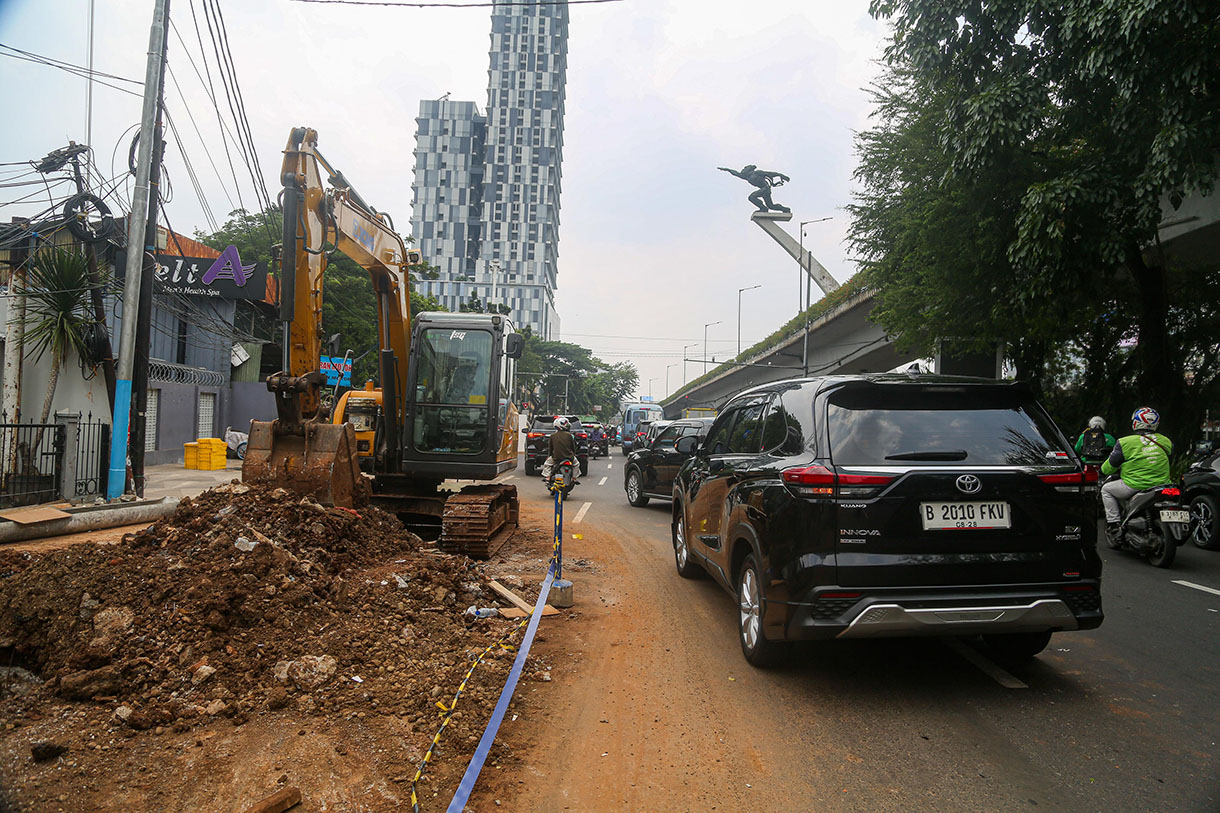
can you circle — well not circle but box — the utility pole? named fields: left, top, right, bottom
left=682, top=343, right=696, bottom=388
left=107, top=0, right=169, bottom=500
left=68, top=153, right=117, bottom=412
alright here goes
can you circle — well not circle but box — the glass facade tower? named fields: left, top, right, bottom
left=410, top=0, right=569, bottom=339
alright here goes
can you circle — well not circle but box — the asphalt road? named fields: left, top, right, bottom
left=504, top=450, right=1219, bottom=810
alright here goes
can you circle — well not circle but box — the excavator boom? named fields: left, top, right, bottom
left=242, top=127, right=520, bottom=557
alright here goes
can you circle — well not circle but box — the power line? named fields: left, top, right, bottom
left=0, top=43, right=143, bottom=97
left=289, top=0, right=621, bottom=6
left=184, top=0, right=248, bottom=216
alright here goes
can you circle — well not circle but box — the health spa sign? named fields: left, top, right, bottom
left=146, top=245, right=267, bottom=300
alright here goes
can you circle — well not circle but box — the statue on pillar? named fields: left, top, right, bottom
left=717, top=165, right=791, bottom=213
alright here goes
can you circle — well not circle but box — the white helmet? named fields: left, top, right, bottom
left=1131, top=407, right=1160, bottom=432
left=1088, top=416, right=1106, bottom=430
left=552, top=416, right=570, bottom=431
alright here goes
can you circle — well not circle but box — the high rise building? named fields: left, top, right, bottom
left=409, top=99, right=486, bottom=312
left=410, top=0, right=569, bottom=339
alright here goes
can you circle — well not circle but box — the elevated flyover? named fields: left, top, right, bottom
left=661, top=285, right=916, bottom=418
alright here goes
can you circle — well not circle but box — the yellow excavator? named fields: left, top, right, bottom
left=242, top=127, right=521, bottom=556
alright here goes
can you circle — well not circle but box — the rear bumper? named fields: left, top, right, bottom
left=781, top=582, right=1103, bottom=641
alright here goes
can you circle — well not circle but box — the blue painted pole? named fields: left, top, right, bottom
left=106, top=0, right=169, bottom=500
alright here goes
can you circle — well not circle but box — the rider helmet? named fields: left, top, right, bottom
left=552, top=416, right=570, bottom=431
left=1088, top=416, right=1106, bottom=430
left=1131, top=407, right=1160, bottom=433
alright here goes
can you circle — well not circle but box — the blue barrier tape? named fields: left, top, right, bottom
left=446, top=562, right=557, bottom=812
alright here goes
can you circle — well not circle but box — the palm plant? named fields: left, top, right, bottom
left=20, top=247, right=98, bottom=427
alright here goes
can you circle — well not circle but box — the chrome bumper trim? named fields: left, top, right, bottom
left=837, top=598, right=1079, bottom=639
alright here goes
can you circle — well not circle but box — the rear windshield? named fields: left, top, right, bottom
left=531, top=417, right=581, bottom=431
left=826, top=386, right=1067, bottom=467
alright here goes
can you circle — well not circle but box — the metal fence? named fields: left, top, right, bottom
left=0, top=422, right=65, bottom=509
left=74, top=415, right=110, bottom=500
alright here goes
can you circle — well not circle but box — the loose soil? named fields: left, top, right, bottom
left=0, top=484, right=564, bottom=811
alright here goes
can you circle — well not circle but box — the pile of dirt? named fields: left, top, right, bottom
left=0, top=483, right=533, bottom=740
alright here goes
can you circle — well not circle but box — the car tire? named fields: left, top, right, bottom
left=625, top=469, right=649, bottom=507
left=1190, top=494, right=1218, bottom=550
left=983, top=631, right=1052, bottom=661
left=524, top=461, right=536, bottom=477
left=672, top=508, right=702, bottom=579
left=737, top=553, right=785, bottom=668
left=579, top=459, right=589, bottom=477
left=236, top=441, right=247, bottom=460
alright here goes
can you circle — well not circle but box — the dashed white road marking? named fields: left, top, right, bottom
left=1173, top=580, right=1220, bottom=597
left=501, top=475, right=516, bottom=481
left=598, top=476, right=608, bottom=486
left=573, top=501, right=592, bottom=524
left=606, top=463, right=613, bottom=469
left=943, top=638, right=1028, bottom=689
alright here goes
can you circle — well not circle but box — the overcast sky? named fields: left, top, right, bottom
left=0, top=0, right=891, bottom=403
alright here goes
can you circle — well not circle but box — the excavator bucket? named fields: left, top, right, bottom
left=242, top=419, right=367, bottom=508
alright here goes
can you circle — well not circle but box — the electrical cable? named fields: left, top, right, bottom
left=185, top=0, right=248, bottom=216
left=0, top=44, right=142, bottom=97
left=165, top=60, right=237, bottom=212
left=164, top=107, right=220, bottom=232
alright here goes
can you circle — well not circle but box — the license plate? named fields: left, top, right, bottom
left=921, top=501, right=1011, bottom=530
left=1160, top=509, right=1189, bottom=524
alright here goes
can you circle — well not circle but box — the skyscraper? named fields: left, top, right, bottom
left=410, top=0, right=569, bottom=339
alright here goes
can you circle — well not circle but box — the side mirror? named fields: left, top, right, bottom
left=676, top=435, right=699, bottom=455
left=521, top=427, right=530, bottom=434
left=505, top=333, right=525, bottom=359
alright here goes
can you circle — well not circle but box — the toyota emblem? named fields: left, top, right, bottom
left=956, top=474, right=982, bottom=494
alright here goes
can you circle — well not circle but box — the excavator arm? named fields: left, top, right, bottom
left=244, top=127, right=416, bottom=503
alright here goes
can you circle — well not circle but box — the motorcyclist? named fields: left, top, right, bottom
left=591, top=424, right=606, bottom=456
left=1074, top=416, right=1116, bottom=464
left=541, top=416, right=578, bottom=486
left=1101, top=407, right=1174, bottom=540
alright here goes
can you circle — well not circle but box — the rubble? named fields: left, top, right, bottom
left=0, top=484, right=527, bottom=738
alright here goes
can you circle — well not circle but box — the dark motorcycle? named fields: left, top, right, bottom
left=1106, top=481, right=1190, bottom=568
left=548, top=459, right=578, bottom=501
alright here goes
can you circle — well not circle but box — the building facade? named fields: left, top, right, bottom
left=410, top=0, right=569, bottom=339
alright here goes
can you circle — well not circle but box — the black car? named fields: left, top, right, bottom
left=670, top=375, right=1103, bottom=667
left=1185, top=451, right=1220, bottom=550
left=624, top=418, right=714, bottom=506
left=523, top=415, right=589, bottom=477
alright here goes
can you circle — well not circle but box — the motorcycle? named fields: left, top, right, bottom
left=548, top=459, right=578, bottom=501
left=1106, top=479, right=1190, bottom=568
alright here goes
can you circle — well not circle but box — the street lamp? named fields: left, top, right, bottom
left=703, top=321, right=721, bottom=376
left=664, top=363, right=677, bottom=399
left=798, top=217, right=831, bottom=314
left=737, top=284, right=762, bottom=357
left=682, top=343, right=697, bottom=387
left=648, top=377, right=659, bottom=399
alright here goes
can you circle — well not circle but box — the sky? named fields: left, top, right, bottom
left=0, top=0, right=892, bottom=404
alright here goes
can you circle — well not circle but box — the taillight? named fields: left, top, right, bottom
left=1161, top=486, right=1181, bottom=497
left=527, top=432, right=543, bottom=439
left=577, top=432, right=587, bottom=439
left=1038, top=471, right=1090, bottom=494
left=818, top=591, right=862, bottom=600
left=781, top=466, right=892, bottom=498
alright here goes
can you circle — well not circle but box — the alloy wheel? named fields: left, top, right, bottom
left=1191, top=498, right=1214, bottom=548
left=675, top=516, right=688, bottom=568
left=739, top=567, right=761, bottom=651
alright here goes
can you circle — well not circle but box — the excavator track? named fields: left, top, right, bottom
left=437, top=483, right=519, bottom=559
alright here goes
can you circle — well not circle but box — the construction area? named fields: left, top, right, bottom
left=0, top=480, right=569, bottom=811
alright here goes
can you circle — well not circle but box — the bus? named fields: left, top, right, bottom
left=620, top=401, right=665, bottom=455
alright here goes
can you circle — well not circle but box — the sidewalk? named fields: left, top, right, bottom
left=143, top=460, right=243, bottom=500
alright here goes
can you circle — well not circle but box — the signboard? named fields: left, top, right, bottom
left=320, top=355, right=353, bottom=387
left=149, top=245, right=267, bottom=299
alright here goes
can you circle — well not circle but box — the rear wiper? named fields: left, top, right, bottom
left=884, top=449, right=968, bottom=461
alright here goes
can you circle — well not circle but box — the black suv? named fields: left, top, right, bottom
left=523, top=415, right=589, bottom=477
left=670, top=375, right=1103, bottom=666
left=625, top=418, right=714, bottom=506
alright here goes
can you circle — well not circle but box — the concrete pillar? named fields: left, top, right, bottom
left=749, top=211, right=839, bottom=296
left=55, top=410, right=81, bottom=503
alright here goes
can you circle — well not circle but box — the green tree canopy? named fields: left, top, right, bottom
left=516, top=329, right=638, bottom=417
left=852, top=0, right=1220, bottom=433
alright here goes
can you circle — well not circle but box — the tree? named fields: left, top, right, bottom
left=515, top=329, right=638, bottom=416
left=855, top=0, right=1220, bottom=419
left=197, top=207, right=447, bottom=386
left=21, top=248, right=98, bottom=427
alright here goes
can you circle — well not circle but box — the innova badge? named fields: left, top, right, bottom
left=955, top=474, right=982, bottom=495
